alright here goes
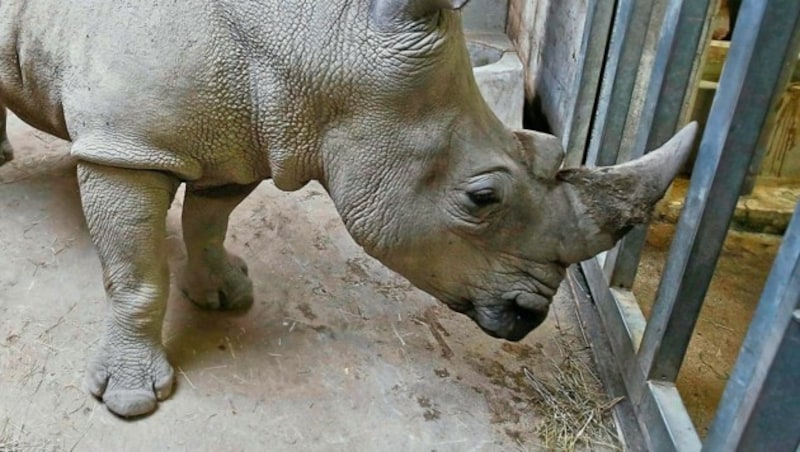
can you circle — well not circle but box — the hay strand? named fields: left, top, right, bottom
left=525, top=328, right=624, bottom=451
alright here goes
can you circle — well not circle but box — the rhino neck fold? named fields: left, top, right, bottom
left=319, top=126, right=417, bottom=258
left=213, top=1, right=369, bottom=191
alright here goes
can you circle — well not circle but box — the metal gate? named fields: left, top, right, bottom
left=564, top=0, right=800, bottom=450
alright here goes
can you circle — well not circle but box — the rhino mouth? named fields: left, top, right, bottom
left=465, top=295, right=550, bottom=342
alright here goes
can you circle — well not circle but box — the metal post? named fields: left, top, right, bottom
left=605, top=0, right=716, bottom=288
left=703, top=202, right=800, bottom=451
left=637, top=0, right=800, bottom=383
left=584, top=0, right=656, bottom=168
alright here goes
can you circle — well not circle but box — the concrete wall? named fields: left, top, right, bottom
left=507, top=0, right=550, bottom=103
left=462, top=0, right=510, bottom=32
left=507, top=0, right=590, bottom=140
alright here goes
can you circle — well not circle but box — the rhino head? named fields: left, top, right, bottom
left=318, top=0, right=698, bottom=342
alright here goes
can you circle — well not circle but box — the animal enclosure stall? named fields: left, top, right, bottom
left=0, top=1, right=627, bottom=450
left=533, top=0, right=800, bottom=450
left=0, top=0, right=797, bottom=450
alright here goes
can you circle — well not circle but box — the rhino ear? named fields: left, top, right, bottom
left=370, top=0, right=471, bottom=31
left=555, top=122, right=698, bottom=263
left=512, top=129, right=564, bottom=180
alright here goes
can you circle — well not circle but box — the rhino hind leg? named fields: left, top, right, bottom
left=0, top=105, right=13, bottom=166
left=178, top=182, right=258, bottom=311
left=78, top=161, right=179, bottom=418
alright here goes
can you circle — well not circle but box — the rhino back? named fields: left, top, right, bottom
left=0, top=0, right=373, bottom=184
left=1, top=2, right=204, bottom=135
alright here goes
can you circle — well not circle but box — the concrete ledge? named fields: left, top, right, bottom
left=658, top=178, right=800, bottom=235
left=467, top=32, right=525, bottom=129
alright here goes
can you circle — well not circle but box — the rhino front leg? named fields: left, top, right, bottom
left=0, top=105, right=13, bottom=166
left=179, top=183, right=258, bottom=310
left=78, top=162, right=178, bottom=417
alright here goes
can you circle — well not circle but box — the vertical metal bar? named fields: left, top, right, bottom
left=605, top=0, right=716, bottom=288
left=584, top=0, right=656, bottom=167
left=740, top=143, right=768, bottom=196
left=582, top=258, right=702, bottom=451
left=703, top=202, right=800, bottom=451
left=734, top=316, right=800, bottom=451
left=638, top=0, right=800, bottom=383
left=562, top=0, right=616, bottom=168
left=643, top=381, right=702, bottom=452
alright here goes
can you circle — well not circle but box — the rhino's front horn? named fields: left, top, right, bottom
left=370, top=0, right=471, bottom=31
left=555, top=122, right=699, bottom=263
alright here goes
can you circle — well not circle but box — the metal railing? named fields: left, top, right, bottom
left=567, top=0, right=800, bottom=450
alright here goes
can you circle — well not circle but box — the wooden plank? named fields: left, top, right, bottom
left=689, top=42, right=800, bottom=180
left=701, top=40, right=800, bottom=83
left=700, top=40, right=730, bottom=82
left=762, top=83, right=800, bottom=180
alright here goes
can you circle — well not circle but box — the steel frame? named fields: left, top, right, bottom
left=574, top=0, right=800, bottom=450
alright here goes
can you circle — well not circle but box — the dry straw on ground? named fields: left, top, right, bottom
left=525, top=325, right=623, bottom=451
left=0, top=419, right=59, bottom=452
left=0, top=420, right=21, bottom=452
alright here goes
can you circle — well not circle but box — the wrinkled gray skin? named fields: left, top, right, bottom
left=0, top=0, right=698, bottom=417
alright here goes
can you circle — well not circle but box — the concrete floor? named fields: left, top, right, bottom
left=0, top=115, right=600, bottom=451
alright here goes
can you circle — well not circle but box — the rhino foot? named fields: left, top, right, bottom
left=180, top=251, right=254, bottom=311
left=180, top=183, right=258, bottom=311
left=0, top=139, right=13, bottom=166
left=87, top=336, right=174, bottom=418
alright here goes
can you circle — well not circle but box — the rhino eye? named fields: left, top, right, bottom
left=467, top=187, right=499, bottom=207
left=462, top=172, right=508, bottom=214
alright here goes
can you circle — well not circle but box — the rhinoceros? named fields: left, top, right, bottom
left=0, top=0, right=697, bottom=417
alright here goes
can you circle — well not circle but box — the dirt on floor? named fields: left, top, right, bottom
left=634, top=221, right=781, bottom=437
left=0, top=115, right=621, bottom=451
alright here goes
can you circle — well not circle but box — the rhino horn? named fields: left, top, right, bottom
left=370, top=0, right=471, bottom=30
left=513, top=129, right=565, bottom=180
left=555, top=122, right=699, bottom=263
